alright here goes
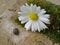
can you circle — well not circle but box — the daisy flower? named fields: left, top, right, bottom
left=18, top=3, right=50, bottom=32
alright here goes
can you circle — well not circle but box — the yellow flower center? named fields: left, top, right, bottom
left=29, top=13, right=38, bottom=21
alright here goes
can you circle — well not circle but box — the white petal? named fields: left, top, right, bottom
left=35, top=21, right=41, bottom=32
left=25, top=20, right=32, bottom=30
left=18, top=16, right=28, bottom=21
left=18, top=16, right=22, bottom=21
left=25, top=3, right=29, bottom=6
left=31, top=22, right=35, bottom=32
left=31, top=21, right=41, bottom=32
left=38, top=9, right=46, bottom=16
left=18, top=12, right=29, bottom=17
left=37, top=22, right=41, bottom=32
left=20, top=5, right=30, bottom=13
left=39, top=17, right=50, bottom=24
left=33, top=22, right=38, bottom=31
left=30, top=4, right=33, bottom=12
left=18, top=16, right=25, bottom=21
left=36, top=6, right=41, bottom=13
left=18, top=12, right=29, bottom=16
left=33, top=4, right=37, bottom=11
left=20, top=5, right=26, bottom=12
left=33, top=21, right=42, bottom=32
left=44, top=14, right=50, bottom=18
left=38, top=21, right=44, bottom=30
left=30, top=4, right=37, bottom=13
left=40, top=9, right=46, bottom=14
left=18, top=12, right=21, bottom=14
left=39, top=21, right=48, bottom=30
left=31, top=21, right=37, bottom=32
left=21, top=19, right=28, bottom=24
left=30, top=4, right=33, bottom=7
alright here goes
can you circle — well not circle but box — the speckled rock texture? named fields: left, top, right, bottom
left=0, top=0, right=60, bottom=45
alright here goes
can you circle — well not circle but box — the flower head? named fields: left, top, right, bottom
left=18, top=3, right=50, bottom=32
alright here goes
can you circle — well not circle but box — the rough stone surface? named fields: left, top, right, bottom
left=0, top=0, right=60, bottom=45
left=47, top=0, right=60, bottom=5
left=0, top=0, right=16, bottom=15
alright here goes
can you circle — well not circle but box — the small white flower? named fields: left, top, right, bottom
left=18, top=3, right=50, bottom=32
